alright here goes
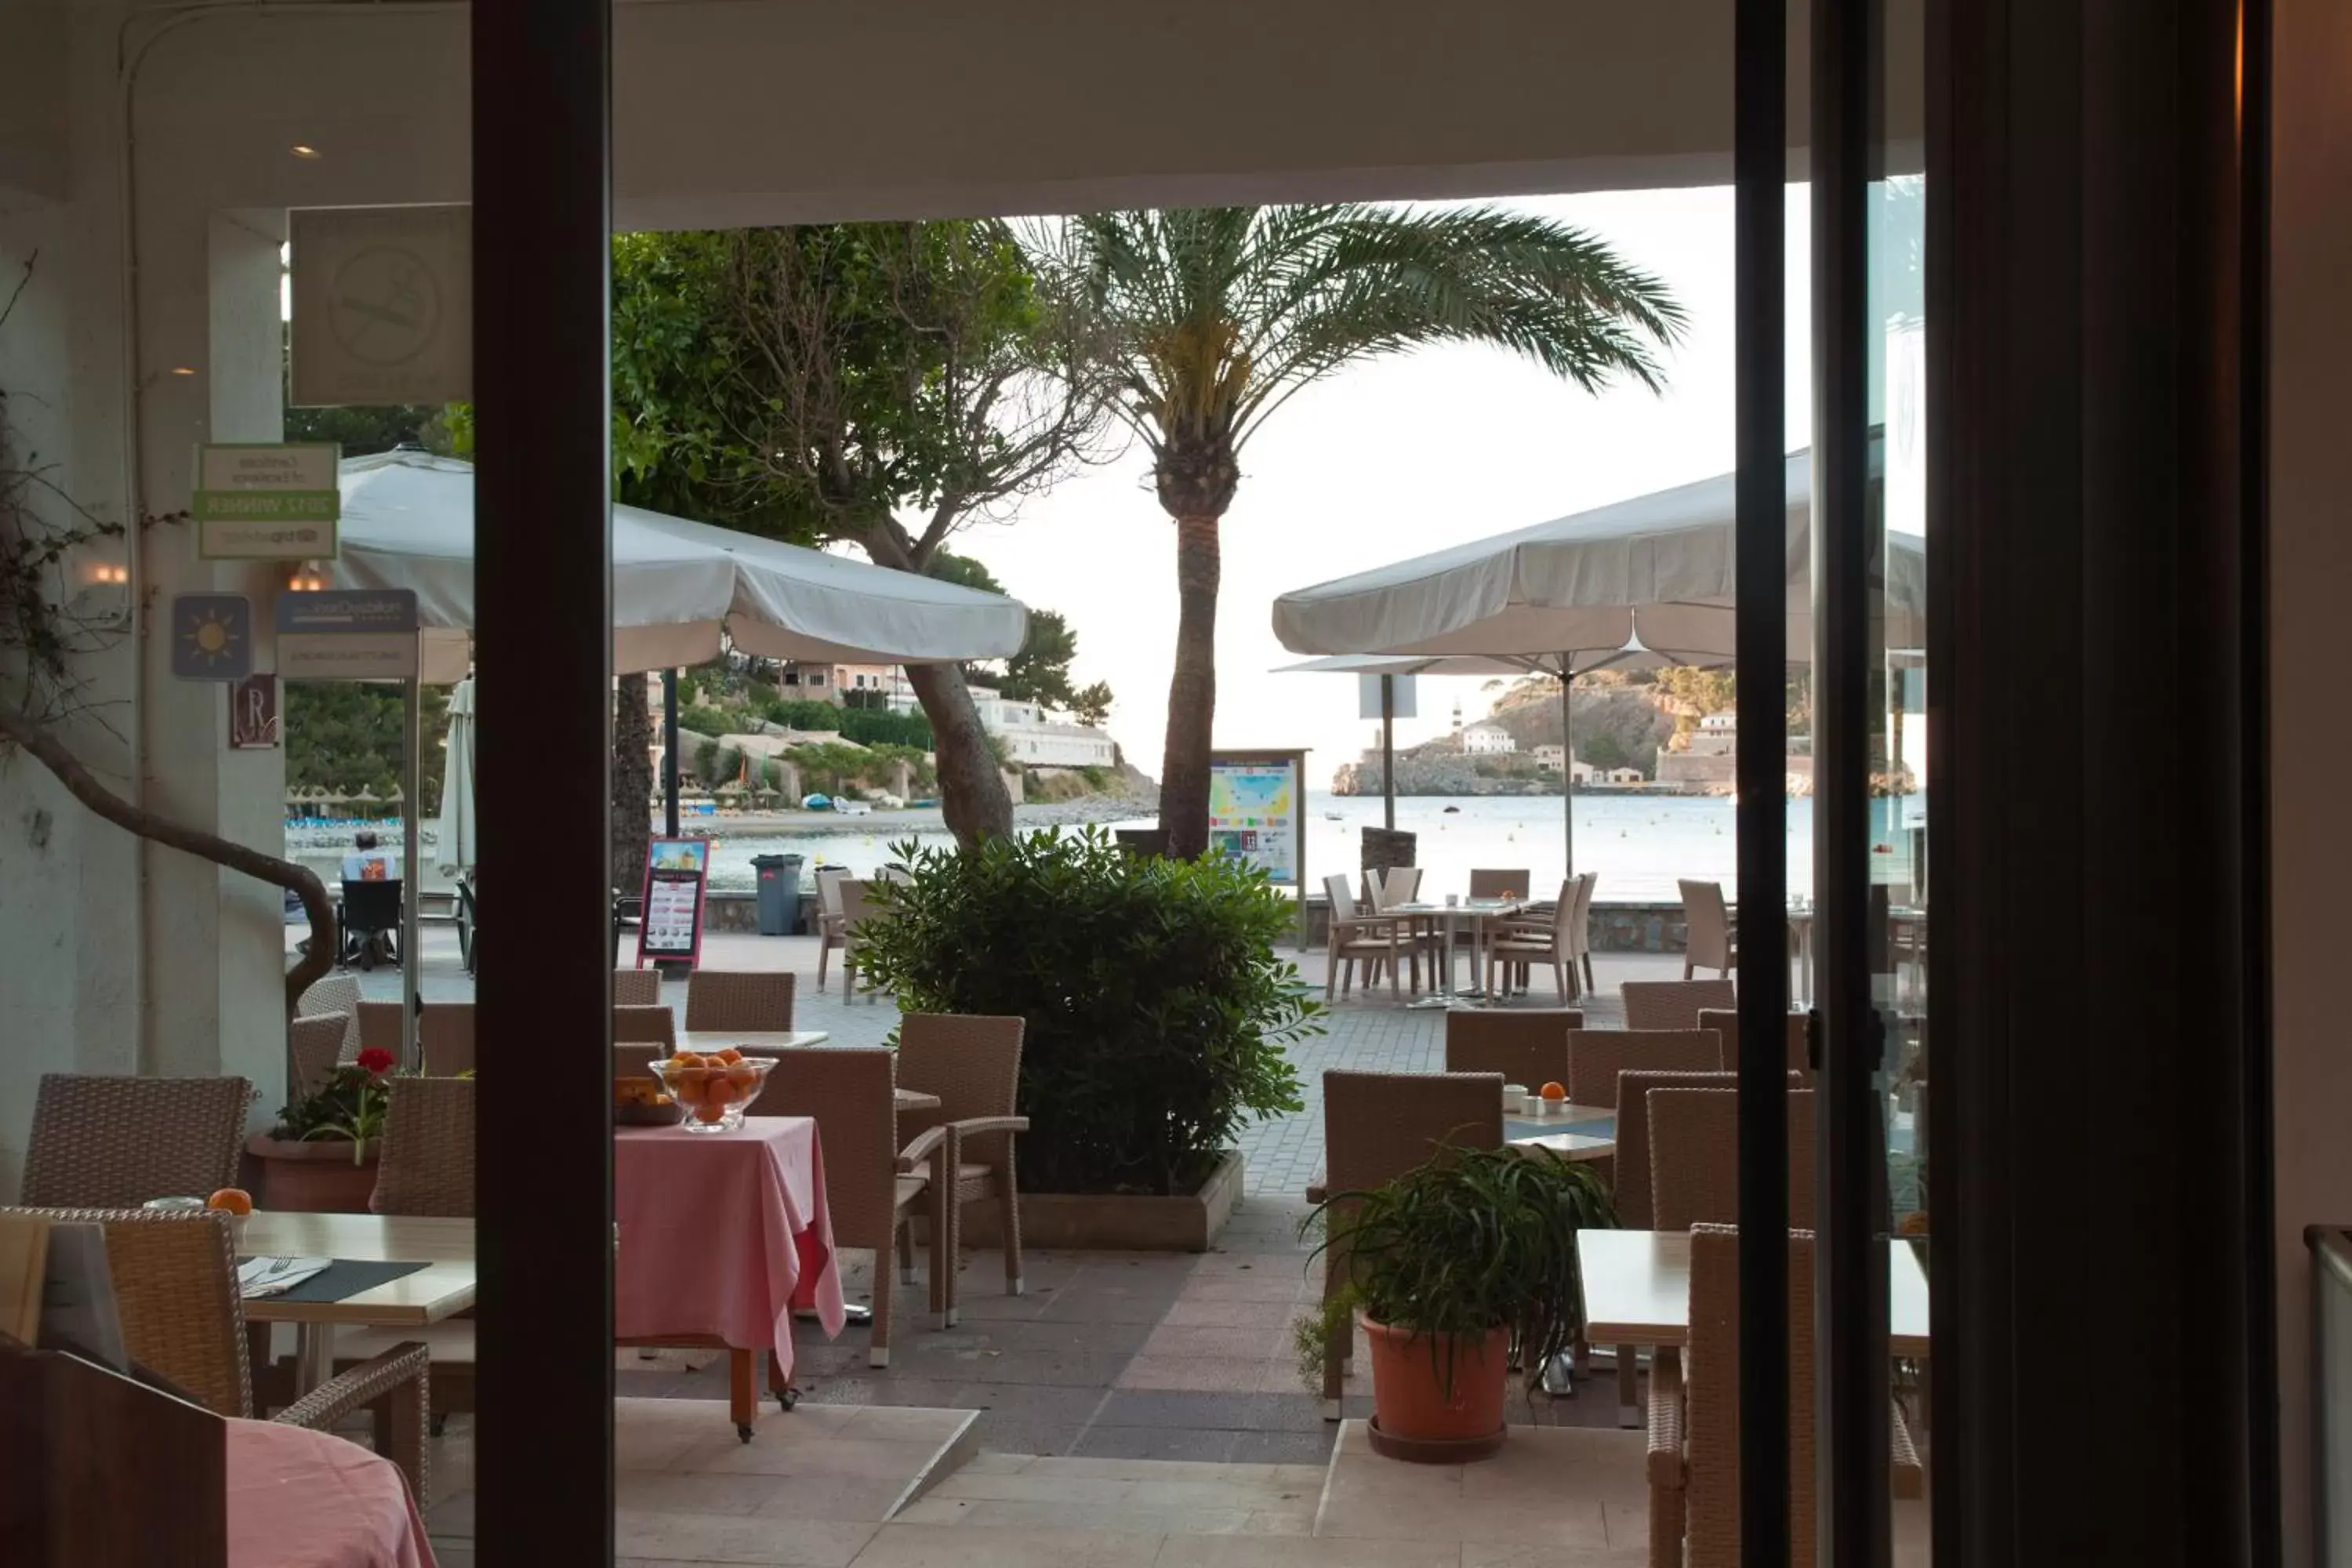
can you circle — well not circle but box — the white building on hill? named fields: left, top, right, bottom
left=1461, top=721, right=1517, bottom=756
left=893, top=684, right=1115, bottom=768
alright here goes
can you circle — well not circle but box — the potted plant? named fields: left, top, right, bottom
left=1295, top=1145, right=1615, bottom=1462
left=245, top=1047, right=399, bottom=1212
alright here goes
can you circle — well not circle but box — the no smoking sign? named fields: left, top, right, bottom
left=290, top=205, right=473, bottom=407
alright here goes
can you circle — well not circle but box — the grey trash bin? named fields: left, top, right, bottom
left=753, top=852, right=804, bottom=935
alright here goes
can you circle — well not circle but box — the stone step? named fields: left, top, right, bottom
left=892, top=1453, right=1330, bottom=1537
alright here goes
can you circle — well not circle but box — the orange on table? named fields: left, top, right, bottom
left=673, top=1051, right=707, bottom=1069
left=714, top=1047, right=743, bottom=1065
left=723, top=1061, right=757, bottom=1092
left=205, top=1187, right=253, bottom=1216
left=1538, top=1081, right=1566, bottom=1102
left=672, top=1065, right=713, bottom=1095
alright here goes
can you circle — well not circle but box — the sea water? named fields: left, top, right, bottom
left=699, top=791, right=1921, bottom=903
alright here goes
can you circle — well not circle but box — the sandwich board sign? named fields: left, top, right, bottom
left=276, top=589, right=420, bottom=681
left=193, top=443, right=340, bottom=561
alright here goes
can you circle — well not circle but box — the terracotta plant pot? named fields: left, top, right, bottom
left=1360, top=1316, right=1511, bottom=1463
left=245, top=1132, right=380, bottom=1214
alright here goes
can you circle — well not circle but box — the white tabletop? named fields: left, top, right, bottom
left=239, top=1212, right=476, bottom=1329
left=680, top=1029, right=829, bottom=1052
left=1579, top=1228, right=1930, bottom=1356
left=1507, top=1101, right=1617, bottom=1163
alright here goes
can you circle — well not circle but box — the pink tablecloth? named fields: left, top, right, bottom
left=614, top=1116, right=848, bottom=1376
left=226, top=1417, right=434, bottom=1568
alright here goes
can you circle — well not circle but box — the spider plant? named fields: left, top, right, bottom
left=1294, top=1143, right=1615, bottom=1397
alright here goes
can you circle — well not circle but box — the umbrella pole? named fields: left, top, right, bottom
left=401, top=675, right=423, bottom=1069
left=1381, top=675, right=1396, bottom=832
left=662, top=669, right=681, bottom=837
left=1559, top=658, right=1575, bottom=878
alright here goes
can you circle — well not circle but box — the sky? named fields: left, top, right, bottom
left=938, top=185, right=1828, bottom=786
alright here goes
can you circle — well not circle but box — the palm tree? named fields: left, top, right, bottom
left=1039, top=205, right=1685, bottom=858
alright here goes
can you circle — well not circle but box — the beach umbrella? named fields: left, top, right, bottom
left=434, top=677, right=478, bottom=877
left=1272, top=445, right=1922, bottom=870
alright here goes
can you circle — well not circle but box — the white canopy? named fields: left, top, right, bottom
left=1271, top=447, right=1925, bottom=665
left=434, top=676, right=477, bottom=877
left=332, top=451, right=1031, bottom=683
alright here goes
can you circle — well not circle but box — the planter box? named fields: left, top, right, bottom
left=956, top=1150, right=1245, bottom=1253
left=246, top=1133, right=379, bottom=1213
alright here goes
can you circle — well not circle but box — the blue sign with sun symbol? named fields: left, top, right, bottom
left=170, top=593, right=253, bottom=681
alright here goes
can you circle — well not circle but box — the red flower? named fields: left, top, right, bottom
left=355, top=1047, right=396, bottom=1075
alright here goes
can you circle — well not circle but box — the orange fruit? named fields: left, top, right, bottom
left=205, top=1187, right=253, bottom=1215
left=714, top=1047, right=743, bottom=1065
left=693, top=1099, right=729, bottom=1123
left=724, top=1062, right=757, bottom=1091
left=672, top=1065, right=711, bottom=1095
left=673, top=1051, right=707, bottom=1069
left=1539, top=1081, right=1566, bottom=1101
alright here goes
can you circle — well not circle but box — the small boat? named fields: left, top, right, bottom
left=833, top=799, right=874, bottom=817
left=1324, top=811, right=1344, bottom=822
left=800, top=793, right=832, bottom=810
left=1442, top=804, right=1461, bottom=815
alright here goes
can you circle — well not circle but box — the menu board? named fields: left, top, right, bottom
left=1208, top=750, right=1306, bottom=891
left=636, top=837, right=711, bottom=967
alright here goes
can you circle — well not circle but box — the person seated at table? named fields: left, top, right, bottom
left=341, top=830, right=402, bottom=883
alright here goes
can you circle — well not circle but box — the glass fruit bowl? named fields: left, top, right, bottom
left=648, top=1051, right=775, bottom=1134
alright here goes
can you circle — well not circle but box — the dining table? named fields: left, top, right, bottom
left=227, top=1415, right=436, bottom=1568
left=1579, top=1227, right=1932, bottom=1356
left=678, top=1029, right=940, bottom=1114
left=613, top=1114, right=847, bottom=1442
left=1385, top=896, right=1527, bottom=1009
left=1504, top=1102, right=1617, bottom=1163
left=239, top=1212, right=476, bottom=1398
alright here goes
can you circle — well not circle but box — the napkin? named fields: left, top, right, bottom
left=238, top=1255, right=332, bottom=1298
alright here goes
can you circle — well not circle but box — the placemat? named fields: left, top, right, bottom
left=251, top=1258, right=429, bottom=1304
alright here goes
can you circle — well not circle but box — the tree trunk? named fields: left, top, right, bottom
left=612, top=675, right=654, bottom=894
left=906, top=660, right=1013, bottom=847
left=1160, top=513, right=1221, bottom=859
left=0, top=709, right=338, bottom=1017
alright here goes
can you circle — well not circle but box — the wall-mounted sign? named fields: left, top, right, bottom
left=289, top=204, right=474, bottom=407
left=169, top=594, right=254, bottom=681
left=276, top=588, right=420, bottom=681
left=636, top=837, right=713, bottom=968
left=228, top=674, right=279, bottom=749
left=193, top=442, right=340, bottom=561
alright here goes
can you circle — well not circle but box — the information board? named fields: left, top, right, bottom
left=636, top=837, right=712, bottom=967
left=1207, top=750, right=1308, bottom=894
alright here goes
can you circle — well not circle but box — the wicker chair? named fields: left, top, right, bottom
left=371, top=1079, right=475, bottom=1219
left=613, top=967, right=662, bottom=1007
left=1567, top=872, right=1600, bottom=994
left=1468, top=867, right=1532, bottom=989
left=1621, top=978, right=1739, bottom=1032
left=288, top=1014, right=351, bottom=1102
left=814, top=867, right=851, bottom=989
left=1443, top=1007, right=1584, bottom=1088
left=1697, top=1007, right=1813, bottom=1078
left=1484, top=878, right=1583, bottom=1000
left=9, top=1206, right=431, bottom=1507
left=1679, top=879, right=1737, bottom=978
left=1646, top=1085, right=1818, bottom=1231
left=1566, top=1029, right=1726, bottom=1111
left=1603, top=1068, right=1743, bottom=1410
left=895, top=1013, right=1029, bottom=1327
left=297, top=974, right=363, bottom=1060
left=685, top=970, right=795, bottom=1033
left=1323, top=873, right=1419, bottom=1000
left=356, top=1000, right=477, bottom=1076
left=1308, top=1070, right=1504, bottom=1410
left=20, top=1076, right=251, bottom=1208
left=613, top=1004, right=677, bottom=1050
left=758, top=1047, right=949, bottom=1367
left=1649, top=1225, right=1922, bottom=1568
left=838, top=879, right=884, bottom=1001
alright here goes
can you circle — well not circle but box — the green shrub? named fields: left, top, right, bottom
left=763, top=696, right=844, bottom=732
left=855, top=829, right=1317, bottom=1196
left=679, top=702, right=748, bottom=738
left=839, top=706, right=933, bottom=749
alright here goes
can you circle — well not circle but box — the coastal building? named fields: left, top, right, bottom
left=777, top=660, right=909, bottom=706
left=1461, top=721, right=1516, bottom=756
left=1686, top=710, right=1739, bottom=756
left=966, top=686, right=1117, bottom=768
left=1533, top=743, right=1566, bottom=771
left=1606, top=766, right=1646, bottom=785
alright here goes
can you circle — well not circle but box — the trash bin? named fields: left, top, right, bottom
left=753, top=852, right=804, bottom=935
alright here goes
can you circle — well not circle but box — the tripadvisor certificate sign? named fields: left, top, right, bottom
left=194, top=443, right=341, bottom=560
left=1207, top=750, right=1308, bottom=892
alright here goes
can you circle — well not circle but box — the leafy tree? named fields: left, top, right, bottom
left=283, top=403, right=463, bottom=459
left=611, top=225, right=1122, bottom=847
left=284, top=682, right=450, bottom=811
left=1032, top=205, right=1684, bottom=856
left=1070, top=681, right=1114, bottom=728
left=925, top=550, right=1103, bottom=716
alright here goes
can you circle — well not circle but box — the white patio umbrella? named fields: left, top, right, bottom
left=333, top=450, right=1031, bottom=681
left=433, top=676, right=477, bottom=877
left=325, top=450, right=1031, bottom=1054
left=1272, top=445, right=1922, bottom=871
